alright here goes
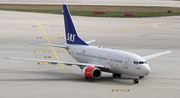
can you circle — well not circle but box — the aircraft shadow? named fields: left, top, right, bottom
left=0, top=71, right=136, bottom=85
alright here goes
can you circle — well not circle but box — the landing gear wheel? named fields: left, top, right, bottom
left=113, top=74, right=117, bottom=78
left=118, top=74, right=121, bottom=77
left=139, top=76, right=144, bottom=79
left=133, top=79, right=139, bottom=84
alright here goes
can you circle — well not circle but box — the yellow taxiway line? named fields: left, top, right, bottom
left=31, top=18, right=83, bottom=80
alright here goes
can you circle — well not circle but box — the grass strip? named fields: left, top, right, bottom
left=1, top=9, right=180, bottom=18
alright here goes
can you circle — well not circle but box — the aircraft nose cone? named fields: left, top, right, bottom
left=142, top=65, right=150, bottom=76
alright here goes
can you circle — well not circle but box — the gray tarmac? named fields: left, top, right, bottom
left=0, top=10, right=180, bottom=98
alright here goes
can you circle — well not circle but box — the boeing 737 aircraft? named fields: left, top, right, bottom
left=4, top=5, right=171, bottom=84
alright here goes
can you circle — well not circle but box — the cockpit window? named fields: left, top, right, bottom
left=134, top=61, right=138, bottom=64
left=134, top=61, right=147, bottom=65
left=139, top=61, right=144, bottom=64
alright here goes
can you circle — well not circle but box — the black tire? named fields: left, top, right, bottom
left=139, top=76, right=144, bottom=79
left=118, top=74, right=121, bottom=77
left=113, top=74, right=117, bottom=78
left=133, top=79, right=139, bottom=84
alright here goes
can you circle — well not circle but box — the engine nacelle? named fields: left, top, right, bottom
left=82, top=67, right=101, bottom=79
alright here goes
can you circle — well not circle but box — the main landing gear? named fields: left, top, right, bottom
left=113, top=73, right=121, bottom=78
left=139, top=76, right=144, bottom=79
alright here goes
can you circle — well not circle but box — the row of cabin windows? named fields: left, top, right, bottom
left=76, top=53, right=122, bottom=63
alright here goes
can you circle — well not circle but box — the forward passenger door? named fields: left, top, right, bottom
left=124, top=57, right=130, bottom=69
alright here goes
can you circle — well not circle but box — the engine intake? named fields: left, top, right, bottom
left=82, top=67, right=101, bottom=79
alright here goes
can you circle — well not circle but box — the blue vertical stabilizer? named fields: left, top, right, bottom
left=63, top=5, right=88, bottom=45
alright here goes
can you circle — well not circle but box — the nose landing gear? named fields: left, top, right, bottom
left=133, top=79, right=139, bottom=84
left=133, top=76, right=139, bottom=84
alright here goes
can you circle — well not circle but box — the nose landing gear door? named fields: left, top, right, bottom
left=124, top=57, right=130, bottom=69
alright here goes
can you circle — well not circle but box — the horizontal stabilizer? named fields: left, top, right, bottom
left=29, top=42, right=69, bottom=49
left=86, top=40, right=96, bottom=44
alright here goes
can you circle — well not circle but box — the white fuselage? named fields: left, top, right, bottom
left=66, top=45, right=150, bottom=77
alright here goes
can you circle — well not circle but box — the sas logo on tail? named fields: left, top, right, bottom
left=67, top=33, right=76, bottom=42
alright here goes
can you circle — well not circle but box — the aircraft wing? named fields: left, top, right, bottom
left=3, top=57, right=105, bottom=68
left=29, top=42, right=69, bottom=49
left=142, top=51, right=171, bottom=60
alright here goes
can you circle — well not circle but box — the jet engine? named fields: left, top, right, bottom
left=82, top=67, right=101, bottom=79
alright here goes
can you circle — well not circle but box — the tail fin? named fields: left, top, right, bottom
left=63, top=5, right=88, bottom=45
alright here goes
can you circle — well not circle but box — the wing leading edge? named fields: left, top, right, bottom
left=3, top=57, right=105, bottom=68
left=142, top=51, right=171, bottom=60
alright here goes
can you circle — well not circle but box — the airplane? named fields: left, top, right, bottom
left=4, top=5, right=171, bottom=84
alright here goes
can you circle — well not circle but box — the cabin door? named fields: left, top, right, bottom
left=124, top=57, right=130, bottom=69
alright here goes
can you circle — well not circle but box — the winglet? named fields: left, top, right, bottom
left=63, top=4, right=88, bottom=45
